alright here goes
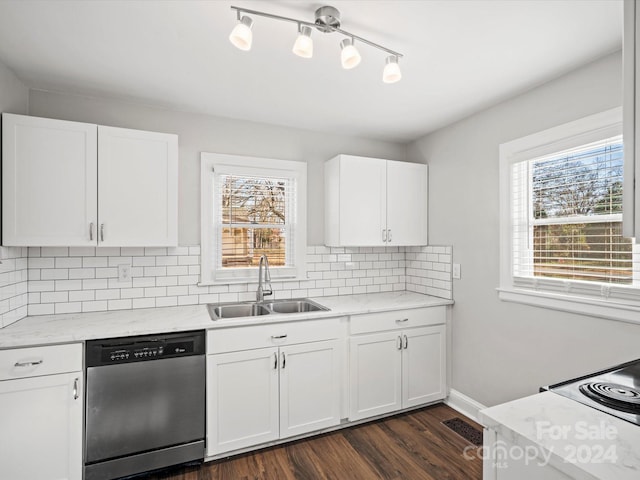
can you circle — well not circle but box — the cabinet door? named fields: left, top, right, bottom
left=207, top=347, right=279, bottom=456
left=0, top=372, right=82, bottom=480
left=279, top=340, right=341, bottom=439
left=2, top=113, right=97, bottom=246
left=338, top=155, right=387, bottom=246
left=349, top=331, right=402, bottom=421
left=98, top=126, right=178, bottom=246
left=402, top=325, right=446, bottom=408
left=386, top=160, right=428, bottom=245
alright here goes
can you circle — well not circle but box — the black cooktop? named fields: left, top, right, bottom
left=542, top=358, right=640, bottom=426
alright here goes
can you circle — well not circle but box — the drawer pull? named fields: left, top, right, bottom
left=271, top=334, right=287, bottom=339
left=14, top=359, right=43, bottom=368
left=396, top=318, right=409, bottom=323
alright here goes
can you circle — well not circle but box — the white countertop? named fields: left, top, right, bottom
left=0, top=291, right=452, bottom=348
left=480, top=391, right=640, bottom=480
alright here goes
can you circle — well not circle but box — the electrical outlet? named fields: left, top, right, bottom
left=452, top=263, right=461, bottom=280
left=118, top=264, right=131, bottom=282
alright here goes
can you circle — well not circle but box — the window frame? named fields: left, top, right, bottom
left=498, top=107, right=640, bottom=324
left=200, top=152, right=307, bottom=284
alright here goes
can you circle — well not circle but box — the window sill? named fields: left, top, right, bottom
left=198, top=275, right=306, bottom=287
left=497, top=287, right=640, bottom=325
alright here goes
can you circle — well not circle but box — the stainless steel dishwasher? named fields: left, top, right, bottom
left=84, top=330, right=205, bottom=480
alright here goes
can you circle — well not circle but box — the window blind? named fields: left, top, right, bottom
left=511, top=135, right=640, bottom=294
left=213, top=173, right=297, bottom=270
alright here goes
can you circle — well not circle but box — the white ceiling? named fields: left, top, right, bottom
left=0, top=0, right=623, bottom=143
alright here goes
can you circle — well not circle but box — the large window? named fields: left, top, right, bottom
left=200, top=153, right=307, bottom=283
left=499, top=108, right=640, bottom=322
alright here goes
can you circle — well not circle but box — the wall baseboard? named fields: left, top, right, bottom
left=445, top=389, right=487, bottom=425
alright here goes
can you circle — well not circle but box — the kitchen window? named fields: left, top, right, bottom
left=200, top=153, right=307, bottom=284
left=499, top=108, right=640, bottom=322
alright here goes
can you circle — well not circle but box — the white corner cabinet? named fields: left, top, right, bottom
left=2, top=113, right=178, bottom=247
left=0, top=343, right=83, bottom=480
left=206, top=318, right=344, bottom=456
left=348, top=307, right=446, bottom=421
left=324, top=154, right=428, bottom=247
left=623, top=0, right=640, bottom=242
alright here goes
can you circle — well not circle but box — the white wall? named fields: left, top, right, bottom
left=27, top=90, right=408, bottom=246
left=0, top=59, right=29, bottom=326
left=408, top=51, right=640, bottom=407
left=0, top=60, right=28, bottom=114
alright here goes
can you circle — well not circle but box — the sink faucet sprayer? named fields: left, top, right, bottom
left=257, top=255, right=273, bottom=302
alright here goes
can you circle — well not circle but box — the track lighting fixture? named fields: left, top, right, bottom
left=229, top=5, right=403, bottom=83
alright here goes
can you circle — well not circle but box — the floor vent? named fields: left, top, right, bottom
left=442, top=417, right=483, bottom=446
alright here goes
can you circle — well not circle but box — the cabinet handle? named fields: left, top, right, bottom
left=273, top=352, right=278, bottom=369
left=397, top=336, right=402, bottom=350
left=100, top=224, right=105, bottom=242
left=73, top=378, right=79, bottom=400
left=281, top=352, right=286, bottom=369
left=396, top=318, right=409, bottom=323
left=388, top=229, right=392, bottom=242
left=89, top=222, right=95, bottom=241
left=403, top=335, right=408, bottom=349
left=271, top=334, right=287, bottom=340
left=14, top=359, right=43, bottom=368
left=382, top=229, right=387, bottom=242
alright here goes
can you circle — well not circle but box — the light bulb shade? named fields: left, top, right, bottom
left=292, top=26, right=313, bottom=58
left=383, top=56, right=402, bottom=83
left=340, top=38, right=361, bottom=69
left=229, top=16, right=253, bottom=51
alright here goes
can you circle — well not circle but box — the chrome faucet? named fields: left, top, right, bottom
left=256, top=254, right=273, bottom=302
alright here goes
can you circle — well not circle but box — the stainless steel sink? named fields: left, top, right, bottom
left=263, top=299, right=329, bottom=314
left=207, top=303, right=270, bottom=320
left=207, top=298, right=329, bottom=320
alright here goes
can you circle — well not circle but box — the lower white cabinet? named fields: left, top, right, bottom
left=0, top=344, right=83, bottom=480
left=207, top=347, right=280, bottom=454
left=206, top=320, right=343, bottom=456
left=349, top=322, right=446, bottom=421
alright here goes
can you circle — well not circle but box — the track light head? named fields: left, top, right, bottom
left=340, top=38, right=361, bottom=70
left=293, top=25, right=313, bottom=58
left=229, top=15, right=253, bottom=51
left=382, top=55, right=402, bottom=84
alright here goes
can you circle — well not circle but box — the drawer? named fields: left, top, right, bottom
left=208, top=317, right=343, bottom=354
left=0, top=343, right=82, bottom=381
left=349, top=307, right=445, bottom=335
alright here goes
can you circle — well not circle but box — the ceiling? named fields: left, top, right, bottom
left=0, top=0, right=623, bottom=143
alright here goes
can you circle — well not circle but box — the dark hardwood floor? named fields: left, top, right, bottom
left=140, top=404, right=482, bottom=480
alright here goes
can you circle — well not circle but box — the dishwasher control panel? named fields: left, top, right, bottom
left=86, top=331, right=205, bottom=366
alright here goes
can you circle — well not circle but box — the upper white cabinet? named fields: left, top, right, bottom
left=2, top=113, right=178, bottom=247
left=98, top=126, right=178, bottom=246
left=623, top=0, right=640, bottom=241
left=324, top=154, right=428, bottom=247
left=2, top=114, right=98, bottom=246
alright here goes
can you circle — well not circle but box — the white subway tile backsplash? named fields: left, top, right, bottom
left=108, top=299, right=132, bottom=310
left=0, top=243, right=453, bottom=323
left=83, top=257, right=108, bottom=268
